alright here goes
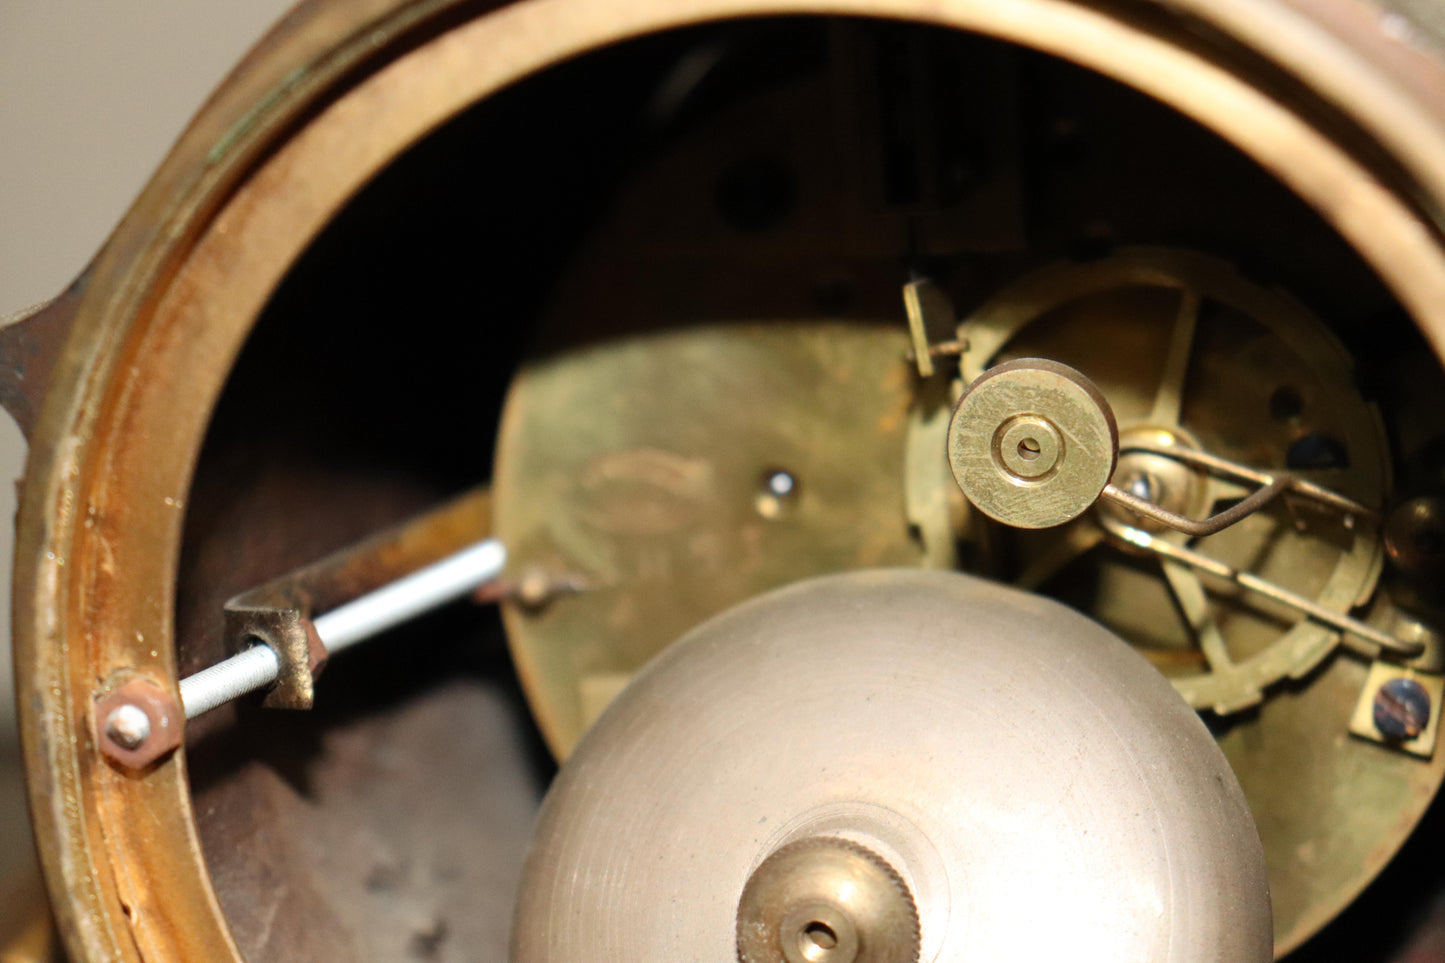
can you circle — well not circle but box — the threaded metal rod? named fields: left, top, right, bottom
left=179, top=645, right=281, bottom=719
left=179, top=539, right=507, bottom=719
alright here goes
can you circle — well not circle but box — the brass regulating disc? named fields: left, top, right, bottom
left=947, top=358, right=1118, bottom=529
left=512, top=570, right=1270, bottom=963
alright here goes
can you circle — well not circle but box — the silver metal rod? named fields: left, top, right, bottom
left=179, top=644, right=281, bottom=720
left=180, top=539, right=507, bottom=719
left=1102, top=518, right=1421, bottom=658
left=1102, top=477, right=1291, bottom=537
left=316, top=539, right=507, bottom=653
left=1101, top=443, right=1377, bottom=539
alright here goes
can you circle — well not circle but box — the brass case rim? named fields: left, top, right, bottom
left=13, top=0, right=1445, bottom=959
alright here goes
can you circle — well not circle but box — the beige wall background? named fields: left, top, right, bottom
left=0, top=0, right=295, bottom=886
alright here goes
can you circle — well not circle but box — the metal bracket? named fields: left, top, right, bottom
left=221, top=594, right=327, bottom=710
left=201, top=486, right=493, bottom=713
left=903, top=278, right=966, bottom=378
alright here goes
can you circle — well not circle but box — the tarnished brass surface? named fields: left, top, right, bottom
left=10, top=0, right=1445, bottom=960
left=494, top=324, right=923, bottom=756
left=960, top=249, right=1391, bottom=714
left=947, top=358, right=1118, bottom=529
left=956, top=248, right=1444, bottom=956
left=213, top=487, right=491, bottom=711
left=0, top=282, right=85, bottom=442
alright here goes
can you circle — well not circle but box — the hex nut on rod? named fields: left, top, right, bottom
left=95, top=677, right=183, bottom=770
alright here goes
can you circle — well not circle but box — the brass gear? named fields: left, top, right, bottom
left=956, top=247, right=1388, bottom=713
left=950, top=247, right=1433, bottom=956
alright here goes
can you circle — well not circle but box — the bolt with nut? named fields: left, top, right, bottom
left=104, top=703, right=152, bottom=750
left=95, top=677, right=184, bottom=770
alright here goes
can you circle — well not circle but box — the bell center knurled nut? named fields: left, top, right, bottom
left=737, top=835, right=921, bottom=963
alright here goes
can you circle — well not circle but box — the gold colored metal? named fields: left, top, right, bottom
left=955, top=247, right=1441, bottom=956
left=11, top=0, right=1445, bottom=960
left=1349, top=663, right=1444, bottom=758
left=903, top=398, right=963, bottom=570
left=947, top=353, right=1422, bottom=656
left=903, top=282, right=966, bottom=571
left=947, top=358, right=1118, bottom=529
left=959, top=249, right=1390, bottom=711
left=1100, top=514, right=1415, bottom=661
left=902, top=279, right=961, bottom=379
left=736, top=837, right=920, bottom=963
left=214, top=485, right=492, bottom=711
left=494, top=324, right=924, bottom=757
left=904, top=283, right=939, bottom=379
left=951, top=363, right=1385, bottom=543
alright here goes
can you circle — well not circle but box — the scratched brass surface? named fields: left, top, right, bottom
left=494, top=323, right=924, bottom=757
left=14, top=1, right=1445, bottom=958
left=959, top=251, right=1445, bottom=956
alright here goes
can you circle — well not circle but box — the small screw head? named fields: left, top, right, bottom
left=104, top=702, right=152, bottom=750
left=1373, top=677, right=1432, bottom=741
left=1125, top=472, right=1163, bottom=505
left=948, top=358, right=1117, bottom=529
left=767, top=471, right=797, bottom=498
left=518, top=568, right=555, bottom=608
left=756, top=469, right=801, bottom=520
